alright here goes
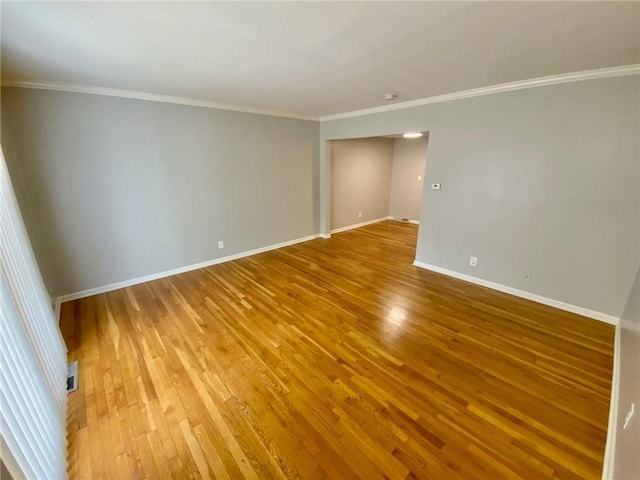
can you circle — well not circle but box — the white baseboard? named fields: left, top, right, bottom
left=602, top=323, right=621, bottom=479
left=319, top=233, right=331, bottom=239
left=55, top=234, right=321, bottom=310
left=390, top=217, right=420, bottom=225
left=412, top=260, right=620, bottom=326
left=330, top=216, right=392, bottom=234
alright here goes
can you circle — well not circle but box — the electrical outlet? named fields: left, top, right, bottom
left=430, top=183, right=441, bottom=190
left=469, top=256, right=478, bottom=267
left=218, top=240, right=224, bottom=249
left=358, top=211, right=363, bottom=218
left=417, top=174, right=423, bottom=181
left=623, top=403, right=635, bottom=430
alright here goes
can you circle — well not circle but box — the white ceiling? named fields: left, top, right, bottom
left=2, top=1, right=638, bottom=119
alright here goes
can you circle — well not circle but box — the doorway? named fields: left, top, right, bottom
left=327, top=132, right=429, bottom=235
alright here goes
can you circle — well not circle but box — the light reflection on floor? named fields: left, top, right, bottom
left=382, top=303, right=407, bottom=342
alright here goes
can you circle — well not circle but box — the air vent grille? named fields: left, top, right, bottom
left=67, top=360, right=78, bottom=393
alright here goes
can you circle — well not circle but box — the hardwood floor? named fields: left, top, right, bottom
left=61, top=221, right=614, bottom=479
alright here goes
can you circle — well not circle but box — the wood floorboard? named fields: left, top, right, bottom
left=62, top=220, right=614, bottom=479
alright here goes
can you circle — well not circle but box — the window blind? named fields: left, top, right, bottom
left=0, top=147, right=68, bottom=479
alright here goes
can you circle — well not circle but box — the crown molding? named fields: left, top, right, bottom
left=0, top=80, right=318, bottom=121
left=319, top=64, right=640, bottom=122
left=3, top=64, right=638, bottom=123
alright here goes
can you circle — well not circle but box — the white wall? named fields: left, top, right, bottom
left=321, top=75, right=639, bottom=318
left=329, top=137, right=394, bottom=230
left=1, top=87, right=319, bottom=297
left=389, top=136, right=428, bottom=222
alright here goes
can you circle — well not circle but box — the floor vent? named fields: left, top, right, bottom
left=67, top=360, right=78, bottom=393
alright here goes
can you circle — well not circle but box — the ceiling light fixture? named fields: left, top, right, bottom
left=403, top=132, right=423, bottom=139
left=384, top=93, right=398, bottom=101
